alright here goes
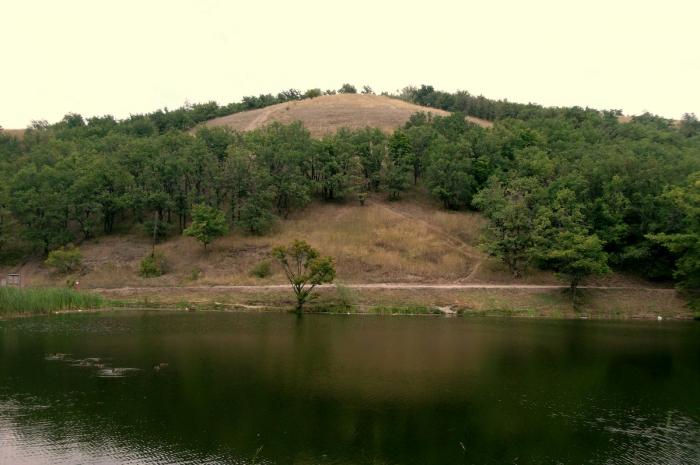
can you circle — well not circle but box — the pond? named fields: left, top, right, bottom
left=0, top=311, right=698, bottom=464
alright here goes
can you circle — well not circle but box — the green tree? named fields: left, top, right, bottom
left=383, top=155, right=410, bottom=200
left=473, top=177, right=541, bottom=277
left=10, top=164, right=73, bottom=254
left=45, top=246, right=82, bottom=274
left=246, top=122, right=311, bottom=218
left=338, top=83, right=357, bottom=94
left=238, top=193, right=276, bottom=235
left=311, top=131, right=362, bottom=201
left=304, top=88, right=322, bottom=99
left=647, top=174, right=700, bottom=288
left=539, top=230, right=610, bottom=304
left=352, top=128, right=386, bottom=191
left=271, top=240, right=336, bottom=312
left=425, top=137, right=478, bottom=209
left=183, top=204, right=228, bottom=250
left=534, top=190, right=610, bottom=303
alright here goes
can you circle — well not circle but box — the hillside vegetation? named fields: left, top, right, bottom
left=1, top=83, right=700, bottom=314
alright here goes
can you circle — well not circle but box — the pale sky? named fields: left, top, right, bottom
left=2, top=0, right=699, bottom=128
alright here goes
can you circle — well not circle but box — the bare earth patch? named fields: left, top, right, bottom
left=200, top=94, right=492, bottom=137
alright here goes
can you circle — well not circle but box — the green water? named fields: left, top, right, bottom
left=0, top=311, right=698, bottom=464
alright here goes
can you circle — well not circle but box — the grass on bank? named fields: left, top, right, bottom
left=0, top=287, right=105, bottom=315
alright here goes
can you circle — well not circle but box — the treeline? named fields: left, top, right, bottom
left=397, top=84, right=700, bottom=131
left=1, top=87, right=700, bottom=290
left=19, top=84, right=365, bottom=137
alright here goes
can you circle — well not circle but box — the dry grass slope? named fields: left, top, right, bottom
left=0, top=128, right=25, bottom=139
left=5, top=192, right=688, bottom=318
left=8, top=192, right=669, bottom=289
left=11, top=195, right=488, bottom=288
left=201, top=94, right=492, bottom=137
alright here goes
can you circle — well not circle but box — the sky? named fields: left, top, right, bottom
left=2, top=0, right=699, bottom=128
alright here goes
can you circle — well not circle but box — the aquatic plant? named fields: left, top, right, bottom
left=0, top=287, right=104, bottom=314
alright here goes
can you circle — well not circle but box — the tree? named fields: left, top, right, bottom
left=304, top=88, right=322, bottom=99
left=312, top=131, right=363, bottom=201
left=680, top=113, right=700, bottom=138
left=183, top=204, right=228, bottom=250
left=404, top=123, right=435, bottom=184
left=352, top=128, right=386, bottom=191
left=538, top=230, right=610, bottom=304
left=647, top=174, right=700, bottom=288
left=473, top=177, right=541, bottom=277
left=238, top=193, right=276, bottom=235
left=425, top=136, right=478, bottom=209
left=361, top=85, right=374, bottom=94
left=383, top=155, right=410, bottom=200
left=45, top=246, right=82, bottom=274
left=534, top=190, right=610, bottom=304
left=271, top=240, right=335, bottom=312
left=246, top=122, right=312, bottom=218
left=338, top=83, right=357, bottom=94
left=384, top=130, right=412, bottom=199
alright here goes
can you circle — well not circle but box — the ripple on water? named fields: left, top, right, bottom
left=589, top=409, right=700, bottom=464
left=95, top=367, right=142, bottom=378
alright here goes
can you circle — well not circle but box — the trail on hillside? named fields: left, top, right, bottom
left=245, top=105, right=277, bottom=131
left=91, top=283, right=676, bottom=294
left=372, top=201, right=484, bottom=282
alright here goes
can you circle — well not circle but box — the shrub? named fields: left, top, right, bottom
left=139, top=251, right=168, bottom=278
left=190, top=267, right=202, bottom=280
left=45, top=246, right=82, bottom=273
left=250, top=260, right=272, bottom=278
left=334, top=284, right=356, bottom=311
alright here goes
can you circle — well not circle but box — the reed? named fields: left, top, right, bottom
left=0, top=287, right=104, bottom=315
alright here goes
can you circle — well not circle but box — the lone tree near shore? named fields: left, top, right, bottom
left=183, top=204, right=228, bottom=250
left=272, top=240, right=336, bottom=312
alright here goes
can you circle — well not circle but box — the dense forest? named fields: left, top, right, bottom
left=1, top=84, right=699, bottom=292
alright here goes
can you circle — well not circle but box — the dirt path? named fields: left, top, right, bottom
left=92, top=283, right=677, bottom=294
left=372, top=201, right=484, bottom=282
left=245, top=105, right=279, bottom=131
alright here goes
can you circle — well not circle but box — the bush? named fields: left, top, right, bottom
left=334, top=284, right=356, bottom=311
left=45, top=246, right=82, bottom=273
left=139, top=251, right=168, bottom=278
left=250, top=260, right=272, bottom=278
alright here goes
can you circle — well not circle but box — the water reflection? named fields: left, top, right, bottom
left=0, top=312, right=698, bottom=464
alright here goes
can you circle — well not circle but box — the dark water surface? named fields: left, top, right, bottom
left=0, top=311, right=698, bottom=464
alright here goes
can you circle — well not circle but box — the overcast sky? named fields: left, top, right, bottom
left=2, top=0, right=699, bottom=128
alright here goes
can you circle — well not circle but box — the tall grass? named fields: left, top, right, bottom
left=0, top=287, right=105, bottom=315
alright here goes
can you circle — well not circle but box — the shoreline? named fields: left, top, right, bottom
left=3, top=284, right=696, bottom=321
left=92, top=284, right=694, bottom=321
left=3, top=305, right=697, bottom=321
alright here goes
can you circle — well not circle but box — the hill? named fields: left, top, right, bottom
left=0, top=128, right=25, bottom=139
left=200, top=94, right=492, bottom=137
left=1, top=85, right=698, bottom=319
